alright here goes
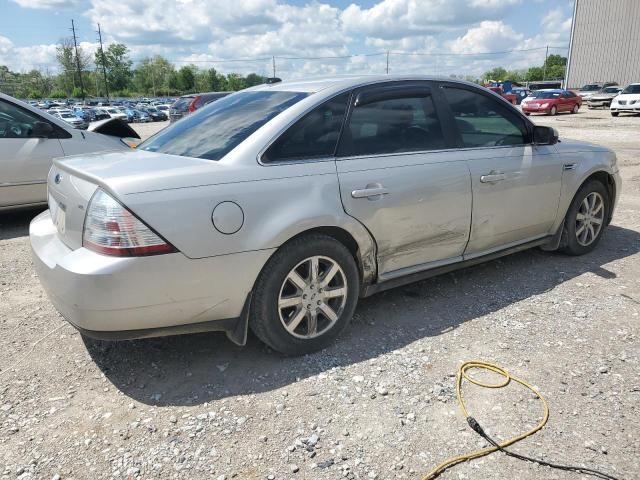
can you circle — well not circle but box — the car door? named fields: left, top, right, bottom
left=560, top=91, right=573, bottom=111
left=438, top=84, right=562, bottom=257
left=335, top=82, right=472, bottom=279
left=0, top=98, right=65, bottom=208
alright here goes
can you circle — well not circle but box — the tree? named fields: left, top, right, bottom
left=133, top=56, right=176, bottom=95
left=543, top=54, right=567, bottom=79
left=245, top=73, right=266, bottom=87
left=56, top=37, right=91, bottom=97
left=95, top=43, right=133, bottom=93
left=483, top=67, right=508, bottom=81
left=178, top=65, right=197, bottom=92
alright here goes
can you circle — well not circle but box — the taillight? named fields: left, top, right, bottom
left=83, top=189, right=176, bottom=257
left=188, top=96, right=201, bottom=113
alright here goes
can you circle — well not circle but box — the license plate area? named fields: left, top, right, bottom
left=49, top=193, right=67, bottom=235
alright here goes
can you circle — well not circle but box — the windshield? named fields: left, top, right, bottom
left=622, top=84, right=640, bottom=94
left=531, top=91, right=560, bottom=99
left=140, top=91, right=309, bottom=161
left=580, top=84, right=600, bottom=91
left=601, top=87, right=620, bottom=94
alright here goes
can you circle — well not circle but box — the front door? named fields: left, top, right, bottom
left=0, top=98, right=64, bottom=208
left=336, top=82, right=472, bottom=278
left=438, top=84, right=562, bottom=256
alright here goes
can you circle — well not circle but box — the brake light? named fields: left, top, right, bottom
left=83, top=189, right=176, bottom=256
left=188, top=96, right=201, bottom=113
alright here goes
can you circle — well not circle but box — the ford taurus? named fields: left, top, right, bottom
left=30, top=76, right=621, bottom=355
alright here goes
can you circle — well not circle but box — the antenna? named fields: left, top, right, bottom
left=97, top=23, right=110, bottom=102
left=70, top=19, right=85, bottom=100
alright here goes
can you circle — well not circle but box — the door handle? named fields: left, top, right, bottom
left=351, top=183, right=389, bottom=199
left=480, top=172, right=506, bottom=183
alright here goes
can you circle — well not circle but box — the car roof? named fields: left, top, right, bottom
left=246, top=74, right=479, bottom=94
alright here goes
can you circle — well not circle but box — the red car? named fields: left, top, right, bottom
left=521, top=89, right=582, bottom=116
left=487, top=86, right=517, bottom=104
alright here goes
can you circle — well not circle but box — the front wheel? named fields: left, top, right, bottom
left=560, top=180, right=610, bottom=256
left=611, top=111, right=619, bottom=117
left=548, top=105, right=557, bottom=116
left=250, top=234, right=360, bottom=355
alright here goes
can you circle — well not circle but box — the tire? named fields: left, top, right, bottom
left=549, top=106, right=557, bottom=116
left=572, top=104, right=580, bottom=114
left=249, top=234, right=360, bottom=355
left=560, top=180, right=610, bottom=256
left=611, top=112, right=619, bottom=117
left=524, top=112, right=530, bottom=116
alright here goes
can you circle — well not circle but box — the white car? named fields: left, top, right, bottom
left=0, top=93, right=138, bottom=210
left=97, top=107, right=128, bottom=121
left=610, top=83, right=640, bottom=116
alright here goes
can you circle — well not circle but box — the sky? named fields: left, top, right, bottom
left=0, top=0, right=575, bottom=78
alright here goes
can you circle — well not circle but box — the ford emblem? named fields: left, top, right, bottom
left=54, top=173, right=62, bottom=184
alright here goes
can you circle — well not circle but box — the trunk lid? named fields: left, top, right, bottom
left=48, top=150, right=230, bottom=249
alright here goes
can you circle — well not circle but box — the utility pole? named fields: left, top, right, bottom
left=386, top=51, right=389, bottom=74
left=543, top=45, right=549, bottom=81
left=272, top=56, right=276, bottom=78
left=70, top=19, right=85, bottom=101
left=97, top=23, right=109, bottom=102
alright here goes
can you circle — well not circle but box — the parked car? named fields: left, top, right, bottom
left=610, top=83, right=640, bottom=116
left=98, top=107, right=128, bottom=122
left=521, top=89, right=582, bottom=116
left=143, top=106, right=168, bottom=122
left=169, top=92, right=229, bottom=122
left=55, top=112, right=89, bottom=130
left=587, top=86, right=623, bottom=109
left=487, top=86, right=517, bottom=104
left=30, top=76, right=620, bottom=355
left=135, top=109, right=152, bottom=123
left=511, top=87, right=531, bottom=105
left=577, top=82, right=618, bottom=101
left=0, top=93, right=138, bottom=210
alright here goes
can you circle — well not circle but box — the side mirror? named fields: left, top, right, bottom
left=32, top=121, right=54, bottom=138
left=533, top=126, right=559, bottom=145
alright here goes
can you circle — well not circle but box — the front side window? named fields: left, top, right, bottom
left=338, top=91, right=446, bottom=156
left=442, top=87, right=528, bottom=148
left=263, top=93, right=349, bottom=162
left=0, top=99, right=52, bottom=139
left=140, top=91, right=308, bottom=161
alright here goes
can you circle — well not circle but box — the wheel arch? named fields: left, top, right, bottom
left=580, top=170, right=616, bottom=225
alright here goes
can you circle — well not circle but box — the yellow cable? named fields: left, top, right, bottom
left=422, top=361, right=550, bottom=480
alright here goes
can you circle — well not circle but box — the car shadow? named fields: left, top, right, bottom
left=0, top=207, right=46, bottom=241
left=85, top=225, right=640, bottom=407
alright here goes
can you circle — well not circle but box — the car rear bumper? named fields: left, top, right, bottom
left=30, top=210, right=273, bottom=342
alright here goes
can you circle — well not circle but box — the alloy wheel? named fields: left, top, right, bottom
left=278, top=256, right=348, bottom=339
left=575, top=192, right=605, bottom=247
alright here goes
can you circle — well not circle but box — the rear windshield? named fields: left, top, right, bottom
left=531, top=91, right=560, bottom=99
left=171, top=96, right=195, bottom=112
left=622, top=84, right=640, bottom=94
left=139, top=91, right=308, bottom=161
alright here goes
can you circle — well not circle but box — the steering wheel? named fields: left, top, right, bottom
left=9, top=124, right=23, bottom=137
left=494, top=135, right=512, bottom=147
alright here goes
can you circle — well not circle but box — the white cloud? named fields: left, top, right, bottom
left=10, top=0, right=81, bottom=8
left=449, top=20, right=523, bottom=54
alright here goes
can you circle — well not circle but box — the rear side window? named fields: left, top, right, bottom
left=171, top=96, right=195, bottom=112
left=442, top=87, right=528, bottom=148
left=263, top=93, right=349, bottom=162
left=140, top=91, right=308, bottom=161
left=338, top=92, right=445, bottom=156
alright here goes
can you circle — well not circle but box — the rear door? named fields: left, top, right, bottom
left=335, top=82, right=472, bottom=279
left=0, top=98, right=65, bottom=208
left=438, top=83, right=562, bottom=256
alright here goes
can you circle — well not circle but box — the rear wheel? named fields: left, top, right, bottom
left=572, top=104, right=580, bottom=114
left=250, top=234, right=360, bottom=355
left=549, top=105, right=557, bottom=116
left=560, top=180, right=609, bottom=256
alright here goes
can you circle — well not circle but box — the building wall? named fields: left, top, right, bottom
left=566, top=0, right=640, bottom=89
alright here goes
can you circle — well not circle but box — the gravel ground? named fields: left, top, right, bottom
left=1, top=109, right=639, bottom=480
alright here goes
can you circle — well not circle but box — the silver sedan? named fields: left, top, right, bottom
left=30, top=75, right=621, bottom=355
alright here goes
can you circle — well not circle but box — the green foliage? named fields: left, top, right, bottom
left=95, top=43, right=133, bottom=92
left=483, top=55, right=567, bottom=83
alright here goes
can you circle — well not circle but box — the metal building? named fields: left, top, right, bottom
left=565, top=0, right=640, bottom=89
